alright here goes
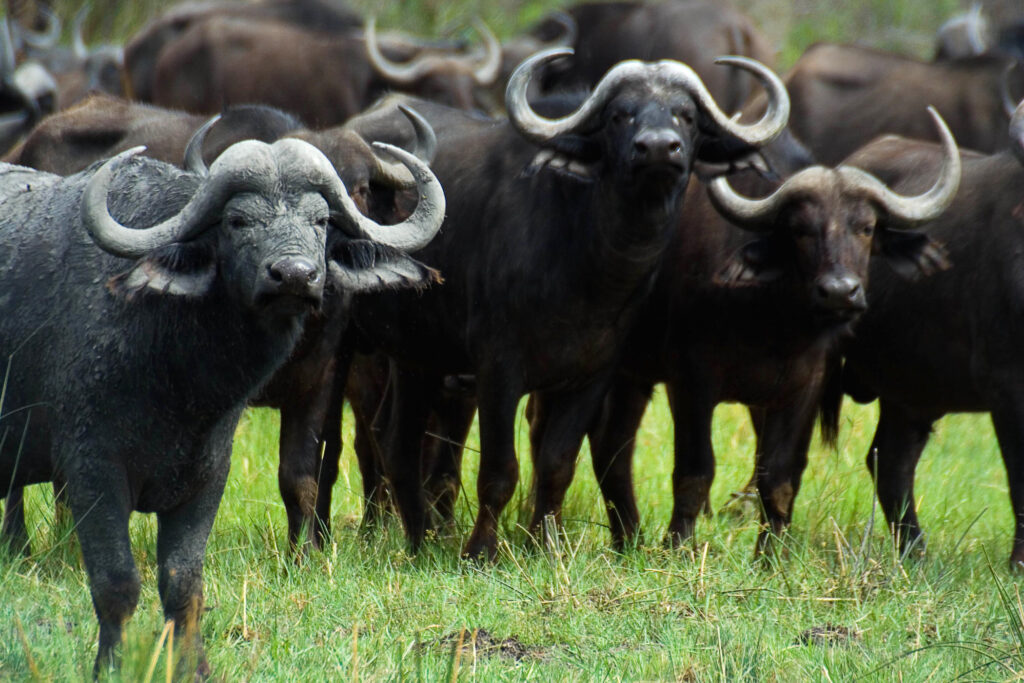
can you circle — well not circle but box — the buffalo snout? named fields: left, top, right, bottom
left=813, top=273, right=866, bottom=312
left=632, top=129, right=685, bottom=169
left=259, top=256, right=324, bottom=306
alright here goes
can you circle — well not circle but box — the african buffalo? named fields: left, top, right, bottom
left=0, top=137, right=444, bottom=673
left=124, top=0, right=364, bottom=102
left=813, top=101, right=1024, bottom=570
left=5, top=92, right=303, bottom=173
left=0, top=17, right=56, bottom=154
left=536, top=0, right=776, bottom=114
left=529, top=109, right=960, bottom=553
left=148, top=15, right=500, bottom=126
left=0, top=91, right=443, bottom=555
left=779, top=42, right=1024, bottom=165
left=350, top=48, right=789, bottom=560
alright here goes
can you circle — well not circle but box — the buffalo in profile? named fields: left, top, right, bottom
left=0, top=137, right=444, bottom=673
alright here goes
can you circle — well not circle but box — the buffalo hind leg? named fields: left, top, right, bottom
left=462, top=368, right=521, bottom=561
left=346, top=352, right=393, bottom=528
left=381, top=364, right=443, bottom=553
left=989, top=395, right=1024, bottom=570
left=867, top=400, right=934, bottom=560
left=423, top=390, right=477, bottom=529
left=528, top=380, right=612, bottom=546
left=665, top=381, right=715, bottom=547
left=588, top=377, right=653, bottom=550
left=752, top=397, right=817, bottom=558
left=65, top=462, right=139, bottom=677
left=1, top=486, right=29, bottom=555
left=155, top=458, right=229, bottom=679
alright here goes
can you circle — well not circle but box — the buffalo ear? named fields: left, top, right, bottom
left=875, top=228, right=950, bottom=280
left=328, top=239, right=441, bottom=293
left=108, top=243, right=217, bottom=299
left=715, top=237, right=785, bottom=286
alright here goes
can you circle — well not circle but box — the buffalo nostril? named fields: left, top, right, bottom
left=268, top=258, right=320, bottom=290
left=634, top=140, right=649, bottom=155
left=668, top=141, right=681, bottom=153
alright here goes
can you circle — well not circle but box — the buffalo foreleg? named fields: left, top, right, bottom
left=587, top=377, right=654, bottom=550
left=665, top=380, right=716, bottom=547
left=527, top=380, right=611, bottom=545
left=867, top=400, right=933, bottom=560
left=751, top=395, right=818, bottom=558
left=462, top=367, right=522, bottom=561
left=422, top=391, right=477, bottom=529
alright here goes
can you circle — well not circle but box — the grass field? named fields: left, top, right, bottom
left=3, top=0, right=1021, bottom=680
left=2, top=396, right=1021, bottom=681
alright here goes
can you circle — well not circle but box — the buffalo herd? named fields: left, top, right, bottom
left=0, top=0, right=1022, bottom=675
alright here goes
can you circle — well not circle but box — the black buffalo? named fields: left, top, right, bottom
left=816, top=102, right=1024, bottom=570
left=350, top=48, right=789, bottom=560
left=529, top=110, right=960, bottom=553
left=0, top=138, right=444, bottom=673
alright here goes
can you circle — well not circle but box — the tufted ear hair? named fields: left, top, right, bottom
left=874, top=228, right=950, bottom=280
left=715, top=237, right=786, bottom=286
left=107, top=241, right=217, bottom=299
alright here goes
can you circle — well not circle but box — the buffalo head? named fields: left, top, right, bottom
left=709, top=107, right=961, bottom=319
left=82, top=137, right=445, bottom=326
left=506, top=48, right=789, bottom=202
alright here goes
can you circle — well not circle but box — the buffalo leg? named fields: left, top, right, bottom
left=988, top=398, right=1024, bottom=569
left=65, top=462, right=139, bottom=676
left=866, top=400, right=933, bottom=559
left=665, top=380, right=715, bottom=547
left=588, top=377, right=653, bottom=549
left=277, top=364, right=341, bottom=554
left=346, top=352, right=393, bottom=528
left=1, top=486, right=29, bottom=555
left=381, top=364, right=443, bottom=552
left=462, top=369, right=522, bottom=561
left=155, top=460, right=229, bottom=679
left=422, top=391, right=477, bottom=528
left=751, top=396, right=818, bottom=557
left=311, top=350, right=351, bottom=548
left=528, top=381, right=611, bottom=542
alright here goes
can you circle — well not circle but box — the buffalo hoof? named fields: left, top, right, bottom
left=461, top=535, right=498, bottom=563
left=664, top=518, right=696, bottom=549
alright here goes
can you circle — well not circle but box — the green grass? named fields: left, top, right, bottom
left=2, top=396, right=1021, bottom=681
left=2, top=1, right=1015, bottom=680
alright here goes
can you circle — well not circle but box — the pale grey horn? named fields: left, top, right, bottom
left=183, top=114, right=221, bottom=176
left=73, top=5, right=90, bottom=60
left=18, top=7, right=61, bottom=50
left=840, top=107, right=961, bottom=226
left=470, top=18, right=501, bottom=86
left=83, top=146, right=242, bottom=258
left=322, top=142, right=445, bottom=251
left=370, top=105, right=437, bottom=188
left=507, top=49, right=789, bottom=147
left=0, top=18, right=16, bottom=79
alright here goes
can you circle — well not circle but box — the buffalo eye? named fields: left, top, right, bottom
left=314, top=216, right=329, bottom=230
left=611, top=111, right=633, bottom=126
left=673, top=109, right=693, bottom=126
left=227, top=214, right=250, bottom=230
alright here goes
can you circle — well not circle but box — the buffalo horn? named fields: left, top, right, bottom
left=83, top=143, right=284, bottom=258
left=709, top=107, right=961, bottom=230
left=72, top=5, right=90, bottom=61
left=469, top=18, right=501, bottom=86
left=1009, top=99, right=1024, bottom=166
left=0, top=18, right=16, bottom=79
left=366, top=17, right=501, bottom=87
left=506, top=49, right=789, bottom=147
left=15, top=7, right=60, bottom=51
left=1001, top=62, right=1019, bottom=118
left=182, top=114, right=222, bottom=176
left=323, top=141, right=445, bottom=251
left=370, top=105, right=437, bottom=188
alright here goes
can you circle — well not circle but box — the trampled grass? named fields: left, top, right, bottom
left=1, top=396, right=1020, bottom=681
